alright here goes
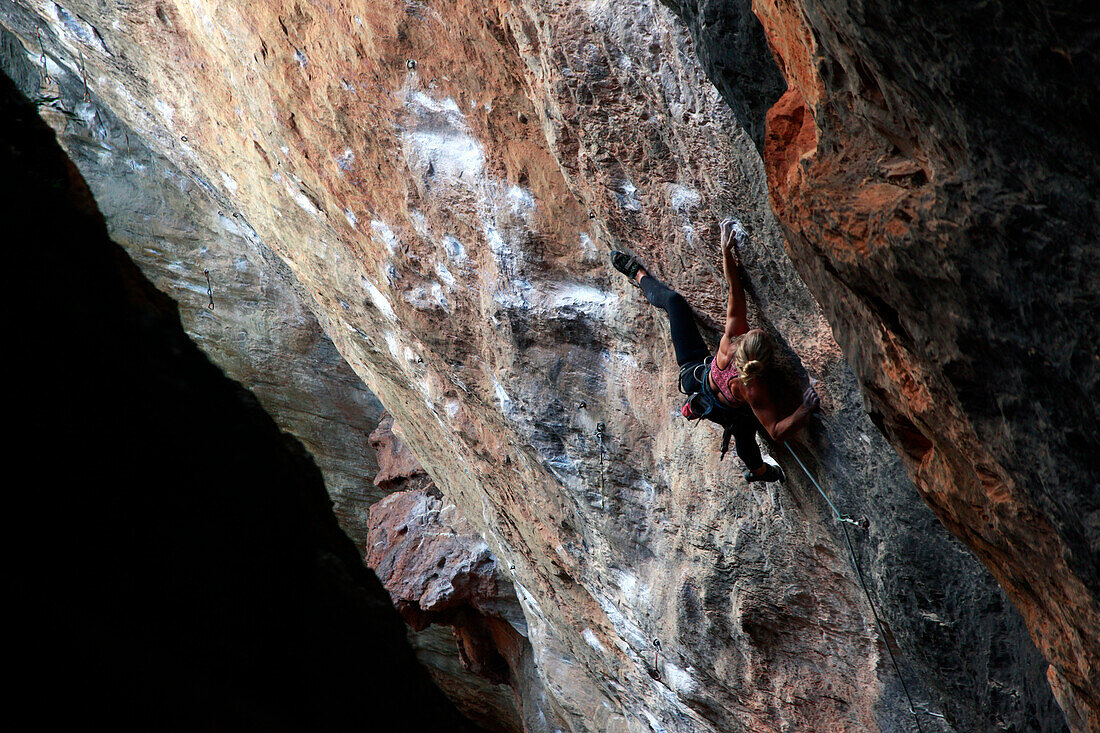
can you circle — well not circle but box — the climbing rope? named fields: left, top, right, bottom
left=783, top=443, right=865, bottom=528
left=783, top=441, right=927, bottom=733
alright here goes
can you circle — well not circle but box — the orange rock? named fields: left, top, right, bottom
left=752, top=0, right=1100, bottom=726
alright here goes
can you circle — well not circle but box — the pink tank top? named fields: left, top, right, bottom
left=708, top=356, right=742, bottom=404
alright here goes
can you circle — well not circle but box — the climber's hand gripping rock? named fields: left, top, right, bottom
left=802, top=385, right=822, bottom=412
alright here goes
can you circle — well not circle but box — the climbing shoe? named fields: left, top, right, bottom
left=611, top=250, right=644, bottom=284
left=744, top=464, right=785, bottom=484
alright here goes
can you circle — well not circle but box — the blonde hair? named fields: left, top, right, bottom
left=735, top=329, right=773, bottom=383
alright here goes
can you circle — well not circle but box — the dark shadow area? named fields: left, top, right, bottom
left=3, top=69, right=483, bottom=732
left=660, top=0, right=786, bottom=150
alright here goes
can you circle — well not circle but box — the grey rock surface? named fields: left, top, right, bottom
left=658, top=0, right=785, bottom=149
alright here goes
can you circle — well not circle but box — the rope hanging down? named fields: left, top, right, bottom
left=783, top=441, right=930, bottom=733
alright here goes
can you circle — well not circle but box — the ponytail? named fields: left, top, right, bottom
left=741, top=359, right=765, bottom=382
left=735, top=330, right=773, bottom=384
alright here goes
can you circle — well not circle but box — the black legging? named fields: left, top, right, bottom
left=640, top=275, right=765, bottom=470
left=639, top=275, right=709, bottom=365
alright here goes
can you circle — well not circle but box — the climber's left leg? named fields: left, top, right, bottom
left=611, top=250, right=707, bottom=366
left=638, top=275, right=710, bottom=366
left=728, top=408, right=783, bottom=481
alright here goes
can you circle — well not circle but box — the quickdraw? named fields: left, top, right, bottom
left=36, top=26, right=50, bottom=83
left=203, top=268, right=214, bottom=311
left=595, top=422, right=606, bottom=499
left=79, top=50, right=90, bottom=102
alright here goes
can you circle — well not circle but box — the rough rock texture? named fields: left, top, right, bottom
left=370, top=413, right=437, bottom=495
left=693, top=0, right=1099, bottom=727
left=1, top=1, right=1073, bottom=731
left=365, top=415, right=533, bottom=733
left=367, top=489, right=521, bottom=678
left=4, top=71, right=482, bottom=732
left=657, top=0, right=784, bottom=149
left=367, top=485, right=537, bottom=732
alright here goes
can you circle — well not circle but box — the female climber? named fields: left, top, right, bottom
left=611, top=218, right=820, bottom=483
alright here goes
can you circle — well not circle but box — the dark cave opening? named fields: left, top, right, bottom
left=2, top=69, right=482, bottom=733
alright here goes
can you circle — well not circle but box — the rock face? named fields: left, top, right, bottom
left=1, top=1, right=1080, bottom=731
left=681, top=0, right=1098, bottom=727
left=367, top=488, right=523, bottom=705
left=365, top=415, right=537, bottom=733
left=657, top=0, right=785, bottom=149
left=4, top=71, right=482, bottom=732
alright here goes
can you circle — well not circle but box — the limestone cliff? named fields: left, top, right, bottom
left=2, top=0, right=1087, bottom=731
left=675, top=0, right=1099, bottom=727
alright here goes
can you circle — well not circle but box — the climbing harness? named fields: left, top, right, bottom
left=678, top=357, right=740, bottom=461
left=678, top=356, right=710, bottom=396
left=784, top=441, right=929, bottom=733
left=203, top=268, right=214, bottom=311
left=678, top=358, right=714, bottom=419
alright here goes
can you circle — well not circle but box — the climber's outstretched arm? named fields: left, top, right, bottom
left=749, top=385, right=820, bottom=443
left=721, top=219, right=749, bottom=342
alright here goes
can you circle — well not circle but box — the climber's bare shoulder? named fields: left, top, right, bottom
left=715, top=334, right=736, bottom=369
left=745, top=380, right=780, bottom=437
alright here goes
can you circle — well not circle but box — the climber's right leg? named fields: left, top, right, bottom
left=728, top=409, right=783, bottom=482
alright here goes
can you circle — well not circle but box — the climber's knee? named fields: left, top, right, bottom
left=735, top=429, right=763, bottom=470
left=665, top=292, right=692, bottom=317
